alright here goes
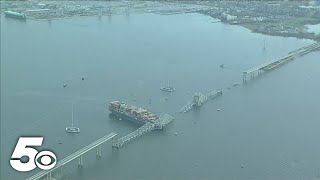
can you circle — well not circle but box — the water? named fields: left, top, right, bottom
left=306, top=24, right=320, bottom=35
left=1, top=13, right=320, bottom=180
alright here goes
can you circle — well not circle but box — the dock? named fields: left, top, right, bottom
left=179, top=89, right=222, bottom=113
left=243, top=42, right=320, bottom=82
left=26, top=132, right=117, bottom=180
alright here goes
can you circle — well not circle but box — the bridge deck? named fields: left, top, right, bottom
left=156, top=113, right=175, bottom=127
left=179, top=90, right=222, bottom=113
left=207, top=90, right=223, bottom=99
left=114, top=122, right=155, bottom=148
left=26, top=132, right=117, bottom=180
left=244, top=42, right=320, bottom=75
left=114, top=113, right=175, bottom=147
left=179, top=101, right=194, bottom=113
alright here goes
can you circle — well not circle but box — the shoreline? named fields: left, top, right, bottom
left=1, top=0, right=319, bottom=41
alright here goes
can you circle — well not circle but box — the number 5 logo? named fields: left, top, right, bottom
left=10, top=137, right=57, bottom=172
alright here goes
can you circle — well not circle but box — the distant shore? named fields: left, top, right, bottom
left=1, top=0, right=319, bottom=41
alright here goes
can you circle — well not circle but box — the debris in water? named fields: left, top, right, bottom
left=217, top=109, right=221, bottom=111
left=63, top=84, right=67, bottom=88
left=174, top=132, right=178, bottom=136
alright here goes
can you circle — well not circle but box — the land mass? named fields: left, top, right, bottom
left=1, top=0, right=319, bottom=41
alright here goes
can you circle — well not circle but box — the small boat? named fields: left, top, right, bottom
left=220, top=64, right=225, bottom=68
left=66, top=127, right=80, bottom=133
left=63, top=84, right=67, bottom=88
left=66, top=103, right=80, bottom=133
left=161, top=80, right=175, bottom=92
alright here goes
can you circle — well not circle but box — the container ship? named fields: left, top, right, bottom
left=109, top=101, right=160, bottom=125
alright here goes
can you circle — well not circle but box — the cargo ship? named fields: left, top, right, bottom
left=4, top=11, right=26, bottom=20
left=109, top=101, right=160, bottom=125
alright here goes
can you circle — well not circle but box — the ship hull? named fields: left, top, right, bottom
left=4, top=11, right=26, bottom=20
left=110, top=110, right=147, bottom=125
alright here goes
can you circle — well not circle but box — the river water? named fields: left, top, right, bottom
left=1, top=13, right=320, bottom=180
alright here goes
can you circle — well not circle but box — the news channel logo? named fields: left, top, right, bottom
left=10, top=137, right=57, bottom=172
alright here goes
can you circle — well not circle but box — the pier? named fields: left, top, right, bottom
left=243, top=42, right=320, bottom=82
left=26, top=132, right=117, bottom=180
left=179, top=89, right=222, bottom=113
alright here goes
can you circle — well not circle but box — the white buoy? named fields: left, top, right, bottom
left=174, top=132, right=178, bottom=136
left=119, top=118, right=122, bottom=121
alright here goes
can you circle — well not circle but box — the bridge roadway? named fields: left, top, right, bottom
left=243, top=42, right=320, bottom=81
left=26, top=132, right=117, bottom=180
left=113, top=113, right=175, bottom=147
left=179, top=89, right=222, bottom=113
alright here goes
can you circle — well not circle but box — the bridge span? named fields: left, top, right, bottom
left=26, top=132, right=117, bottom=180
left=243, top=42, right=320, bottom=82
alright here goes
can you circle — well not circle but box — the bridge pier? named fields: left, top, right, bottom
left=57, top=166, right=63, bottom=179
left=250, top=72, right=254, bottom=79
left=96, top=145, right=102, bottom=158
left=243, top=73, right=247, bottom=82
left=45, top=172, right=52, bottom=180
left=258, top=69, right=262, bottom=75
left=78, top=155, right=83, bottom=168
left=112, top=135, right=119, bottom=148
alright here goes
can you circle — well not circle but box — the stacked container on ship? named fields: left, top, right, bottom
left=109, top=101, right=159, bottom=125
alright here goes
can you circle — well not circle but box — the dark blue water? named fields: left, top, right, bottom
left=1, top=13, right=320, bottom=180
